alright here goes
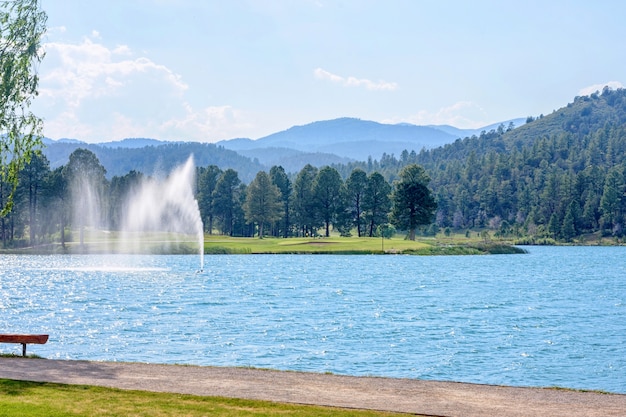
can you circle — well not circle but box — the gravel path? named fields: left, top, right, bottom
left=1, top=358, right=625, bottom=416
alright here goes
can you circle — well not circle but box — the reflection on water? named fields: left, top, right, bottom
left=0, top=247, right=625, bottom=393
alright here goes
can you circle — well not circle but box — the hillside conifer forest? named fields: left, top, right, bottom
left=2, top=87, right=626, bottom=248
left=334, top=87, right=626, bottom=243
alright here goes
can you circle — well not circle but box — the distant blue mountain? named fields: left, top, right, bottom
left=40, top=117, right=525, bottom=175
left=218, top=117, right=526, bottom=161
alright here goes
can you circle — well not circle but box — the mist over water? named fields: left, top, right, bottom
left=71, top=175, right=108, bottom=250
left=69, top=155, right=204, bottom=269
left=121, top=156, right=204, bottom=269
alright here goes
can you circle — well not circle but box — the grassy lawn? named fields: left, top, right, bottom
left=1, top=229, right=524, bottom=255
left=204, top=235, right=430, bottom=254
left=0, top=379, right=413, bottom=417
left=203, top=235, right=524, bottom=255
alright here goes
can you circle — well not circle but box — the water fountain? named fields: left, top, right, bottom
left=69, top=155, right=204, bottom=269
left=121, top=156, right=205, bottom=270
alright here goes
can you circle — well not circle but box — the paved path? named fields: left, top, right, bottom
left=1, top=358, right=626, bottom=417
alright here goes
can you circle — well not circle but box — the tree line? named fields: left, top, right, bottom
left=5, top=87, right=626, bottom=248
left=0, top=148, right=436, bottom=247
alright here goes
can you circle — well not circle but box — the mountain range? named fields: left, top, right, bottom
left=41, top=117, right=525, bottom=178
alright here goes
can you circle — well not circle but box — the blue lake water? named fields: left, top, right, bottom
left=1, top=246, right=625, bottom=393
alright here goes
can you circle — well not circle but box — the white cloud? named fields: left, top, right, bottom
left=34, top=36, right=249, bottom=142
left=578, top=81, right=624, bottom=96
left=160, top=104, right=254, bottom=141
left=314, top=67, right=398, bottom=91
left=386, top=101, right=492, bottom=129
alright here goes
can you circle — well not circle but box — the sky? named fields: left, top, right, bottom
left=32, top=0, right=625, bottom=143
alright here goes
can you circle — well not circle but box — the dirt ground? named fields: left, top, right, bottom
left=1, top=358, right=625, bottom=417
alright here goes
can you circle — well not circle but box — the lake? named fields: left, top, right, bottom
left=0, top=246, right=624, bottom=393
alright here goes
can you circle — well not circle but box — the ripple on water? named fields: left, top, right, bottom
left=0, top=249, right=625, bottom=393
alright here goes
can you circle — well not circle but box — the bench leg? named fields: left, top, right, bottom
left=21, top=343, right=26, bottom=357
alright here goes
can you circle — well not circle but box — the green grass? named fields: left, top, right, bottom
left=203, top=235, right=525, bottom=255
left=2, top=229, right=524, bottom=255
left=0, top=379, right=414, bottom=417
left=204, top=235, right=431, bottom=254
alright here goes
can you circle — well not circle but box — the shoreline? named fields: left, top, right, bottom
left=1, top=358, right=625, bottom=416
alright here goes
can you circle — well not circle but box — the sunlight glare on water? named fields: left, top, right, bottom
left=0, top=247, right=624, bottom=393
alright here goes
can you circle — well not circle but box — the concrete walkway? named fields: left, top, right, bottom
left=1, top=358, right=625, bottom=417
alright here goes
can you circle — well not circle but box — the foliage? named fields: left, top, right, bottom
left=390, top=164, right=437, bottom=240
left=63, top=148, right=108, bottom=246
left=345, top=168, right=367, bottom=237
left=338, top=88, right=626, bottom=243
left=243, top=170, right=282, bottom=238
left=9, top=87, right=626, bottom=246
left=363, top=171, right=392, bottom=237
left=269, top=165, right=291, bottom=237
left=43, top=141, right=265, bottom=182
left=196, top=165, right=222, bottom=234
left=0, top=0, right=46, bottom=215
left=314, top=166, right=345, bottom=237
left=291, top=164, right=320, bottom=236
left=212, top=169, right=241, bottom=236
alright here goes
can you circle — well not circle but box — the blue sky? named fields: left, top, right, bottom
left=33, top=0, right=625, bottom=143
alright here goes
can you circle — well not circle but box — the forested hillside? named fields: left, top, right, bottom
left=339, top=87, right=626, bottom=241
left=43, top=141, right=265, bottom=182
left=3, top=88, right=626, bottom=248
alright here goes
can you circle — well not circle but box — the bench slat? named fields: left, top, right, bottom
left=0, top=334, right=49, bottom=344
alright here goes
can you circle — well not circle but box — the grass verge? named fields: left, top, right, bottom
left=0, top=379, right=414, bottom=417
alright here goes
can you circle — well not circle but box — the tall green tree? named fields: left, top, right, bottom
left=63, top=148, right=108, bottom=246
left=345, top=168, right=367, bottom=237
left=243, top=171, right=282, bottom=238
left=363, top=171, right=391, bottom=237
left=41, top=166, right=67, bottom=246
left=600, top=166, right=624, bottom=234
left=212, top=168, right=241, bottom=236
left=197, top=165, right=221, bottom=234
left=18, top=151, right=48, bottom=245
left=561, top=202, right=577, bottom=242
left=390, top=164, right=436, bottom=240
left=269, top=165, right=291, bottom=238
left=233, top=182, right=249, bottom=237
left=291, top=164, right=319, bottom=236
left=314, top=166, right=344, bottom=237
left=0, top=0, right=46, bottom=215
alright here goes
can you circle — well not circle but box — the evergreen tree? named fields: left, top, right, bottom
left=63, top=149, right=108, bottom=246
left=17, top=152, right=49, bottom=245
left=291, top=164, right=319, bottom=236
left=197, top=165, right=222, bottom=234
left=390, top=164, right=437, bottom=240
left=314, top=166, right=345, bottom=237
left=562, top=203, right=577, bottom=242
left=243, top=171, right=283, bottom=238
left=345, top=168, right=368, bottom=237
left=269, top=165, right=291, bottom=237
left=600, top=166, right=624, bottom=233
left=362, top=171, right=391, bottom=237
left=212, top=169, right=241, bottom=236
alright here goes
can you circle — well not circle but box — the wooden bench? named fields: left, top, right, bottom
left=0, top=334, right=49, bottom=356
